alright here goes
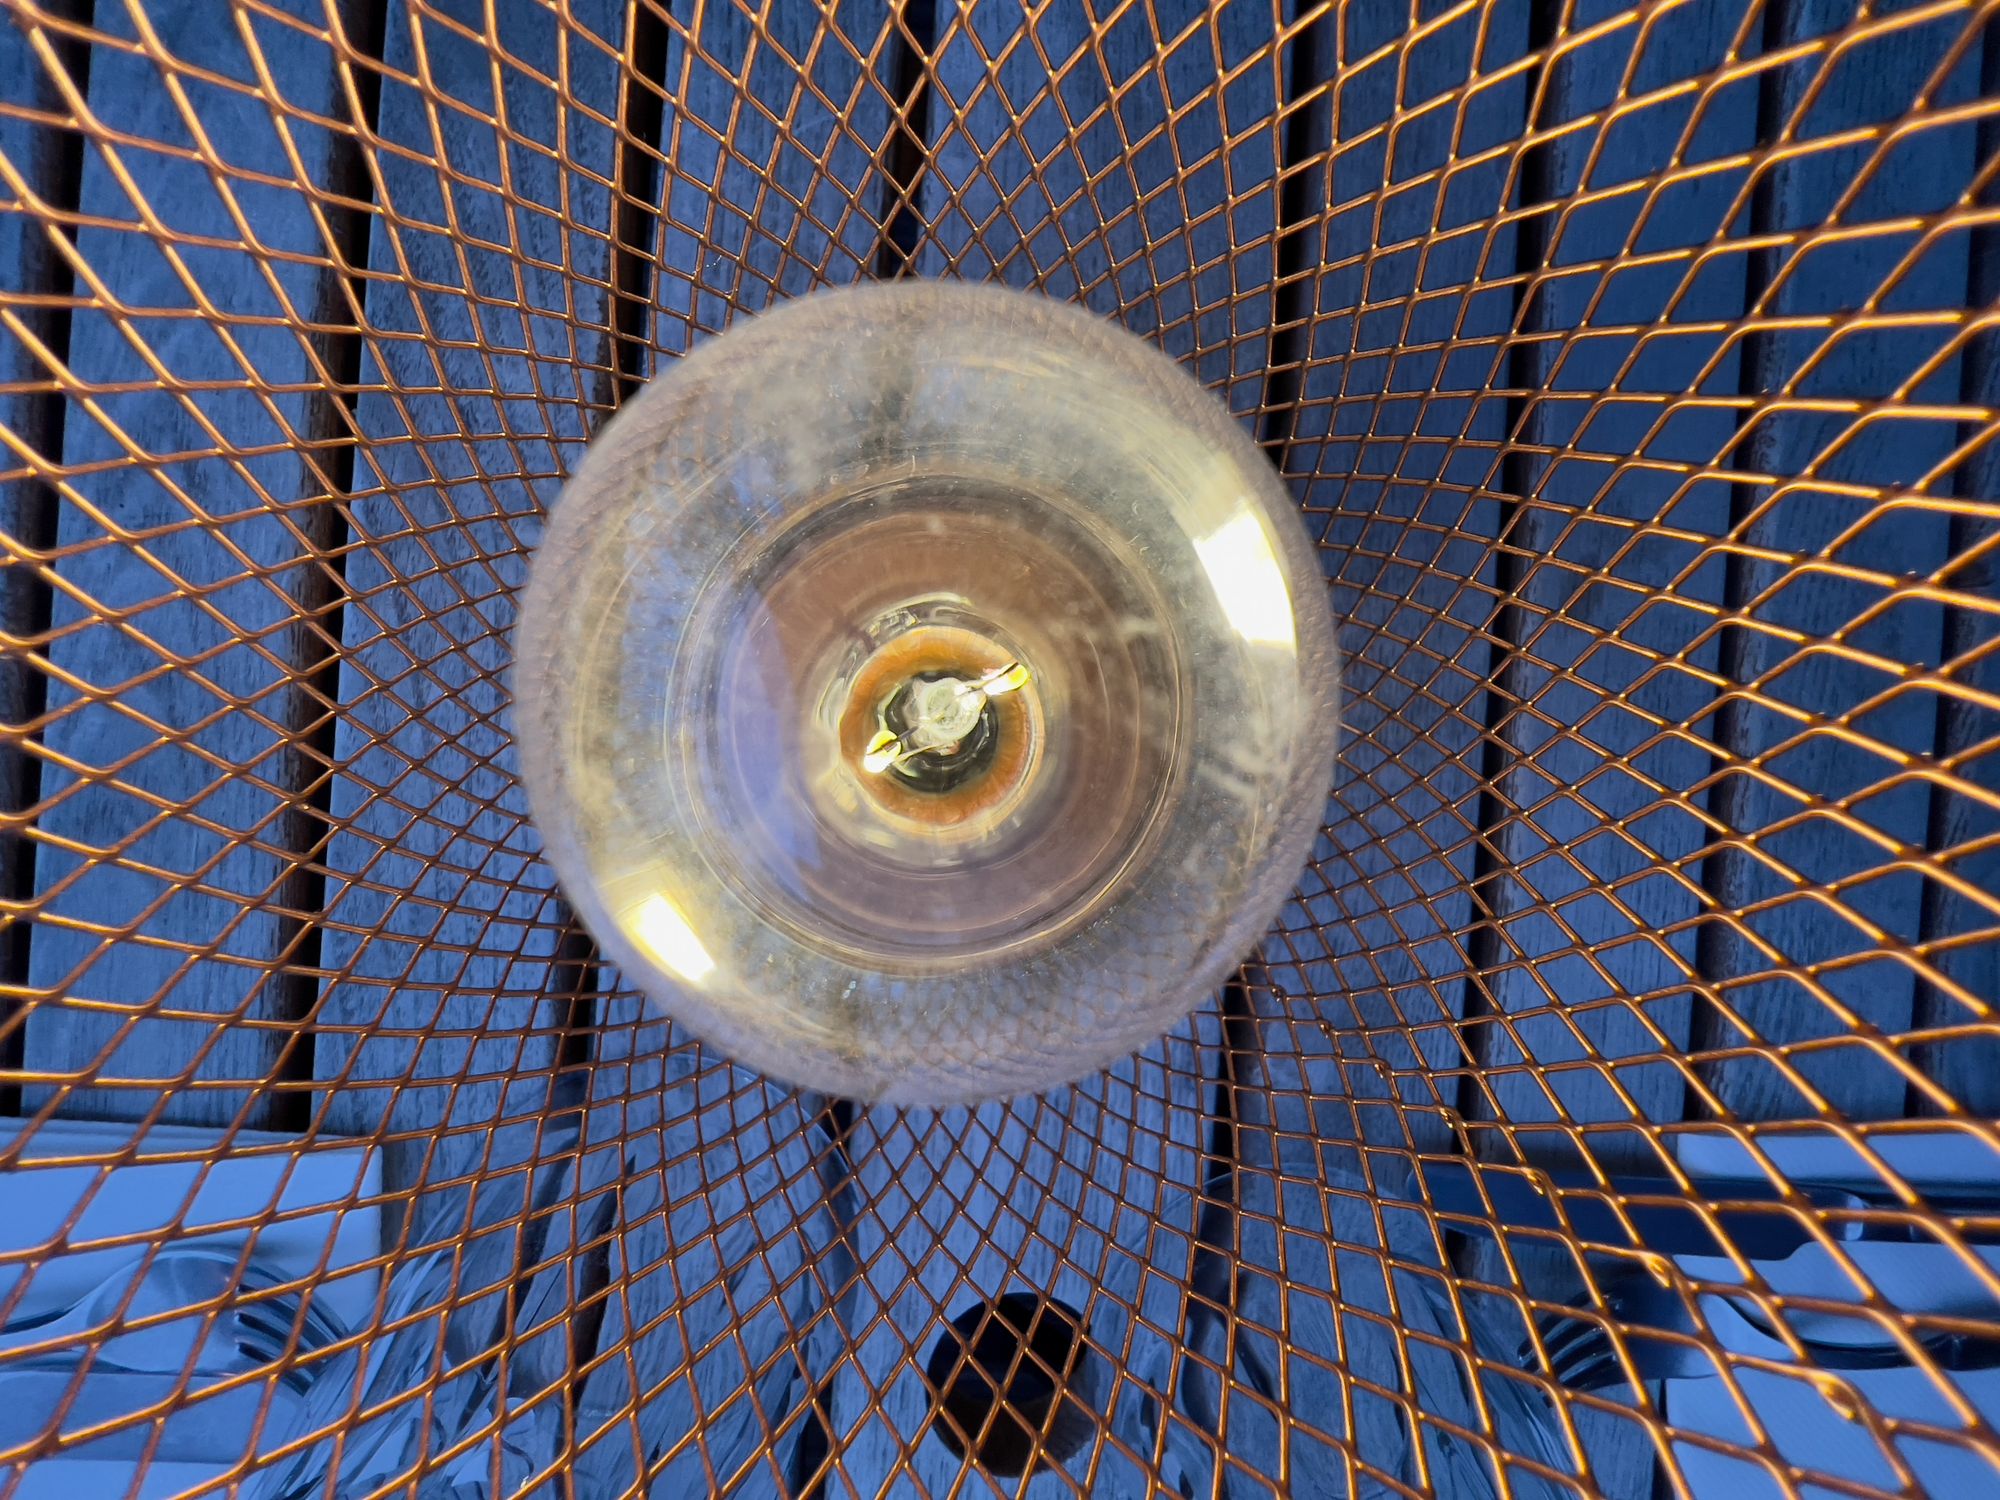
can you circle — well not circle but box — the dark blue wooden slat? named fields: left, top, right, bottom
left=646, top=0, right=896, bottom=359
left=312, top=0, right=622, bottom=1196
left=812, top=4, right=1279, bottom=1492
left=1914, top=25, right=2000, bottom=1115
left=1697, top=0, right=1986, bottom=1124
left=1243, top=1, right=1538, bottom=1492
left=1269, top=0, right=1531, bottom=1162
left=18, top=0, right=350, bottom=1126
left=1452, top=7, right=1770, bottom=1493
left=299, top=5, right=625, bottom=1475
left=571, top=5, right=899, bottom=1491
left=912, top=0, right=1285, bottom=417
left=1195, top=5, right=1341, bottom=1485
left=1472, top=0, right=1765, bottom=1165
left=574, top=1013, right=833, bottom=1497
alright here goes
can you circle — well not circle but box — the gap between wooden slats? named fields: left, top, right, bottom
left=0, top=0, right=92, bottom=1118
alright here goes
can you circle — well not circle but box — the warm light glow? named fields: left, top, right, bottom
left=1193, top=510, right=1296, bottom=648
left=860, top=727, right=901, bottom=775
left=979, top=660, right=1032, bottom=696
left=630, top=892, right=716, bottom=983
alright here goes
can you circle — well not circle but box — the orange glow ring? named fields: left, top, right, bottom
left=837, top=626, right=1041, bottom=831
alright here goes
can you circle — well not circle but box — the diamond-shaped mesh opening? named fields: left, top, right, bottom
left=0, top=0, right=1997, bottom=1496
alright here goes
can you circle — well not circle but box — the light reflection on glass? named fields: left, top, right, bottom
left=1192, top=510, right=1297, bottom=650
left=629, top=892, right=716, bottom=984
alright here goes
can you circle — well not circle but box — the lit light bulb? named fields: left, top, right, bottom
left=516, top=283, right=1338, bottom=1106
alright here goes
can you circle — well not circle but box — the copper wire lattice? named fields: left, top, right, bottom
left=0, top=0, right=1997, bottom=1496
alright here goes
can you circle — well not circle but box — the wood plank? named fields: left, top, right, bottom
left=1472, top=0, right=1762, bottom=1172
left=1280, top=0, right=1537, bottom=1142
left=646, top=0, right=898, bottom=357
left=911, top=0, right=1286, bottom=417
left=0, top=0, right=89, bottom=1115
left=804, top=3, right=1272, bottom=1492
left=17, top=0, right=353, bottom=1127
left=1192, top=2, right=1346, bottom=1487
left=1695, top=0, right=1986, bottom=1124
left=1896, top=20, right=1992, bottom=1120
left=304, top=4, right=626, bottom=1477
left=1453, top=4, right=1770, bottom=1493
left=567, top=4, right=900, bottom=1493
left=1239, top=0, right=1536, bottom=1491
left=312, top=0, right=623, bottom=1204
left=1911, top=26, right=1999, bottom=1118
left=573, top=1008, right=834, bottom=1497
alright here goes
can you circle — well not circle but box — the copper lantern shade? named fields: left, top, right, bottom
left=0, top=1, right=1997, bottom=1497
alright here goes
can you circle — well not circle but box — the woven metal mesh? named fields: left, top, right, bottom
left=0, top=0, right=1996, bottom=1496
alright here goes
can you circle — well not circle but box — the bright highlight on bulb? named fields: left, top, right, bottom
left=630, top=893, right=716, bottom=983
left=1193, top=511, right=1297, bottom=649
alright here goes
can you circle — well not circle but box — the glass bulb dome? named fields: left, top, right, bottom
left=515, top=283, right=1338, bottom=1105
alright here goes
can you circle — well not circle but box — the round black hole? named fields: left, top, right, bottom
left=923, top=1292, right=1093, bottom=1476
